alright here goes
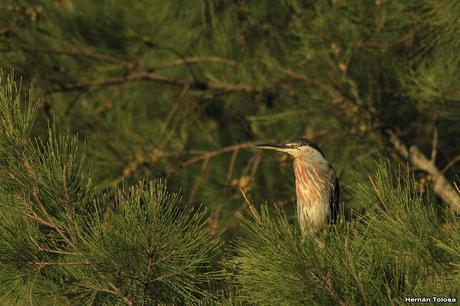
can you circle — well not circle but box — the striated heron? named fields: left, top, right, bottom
left=254, top=138, right=339, bottom=234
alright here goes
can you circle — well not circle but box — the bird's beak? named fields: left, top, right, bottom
left=253, top=142, right=291, bottom=153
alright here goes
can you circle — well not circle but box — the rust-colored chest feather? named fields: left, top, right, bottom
left=292, top=157, right=334, bottom=231
left=293, top=158, right=330, bottom=207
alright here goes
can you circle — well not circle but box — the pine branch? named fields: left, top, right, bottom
left=0, top=74, right=220, bottom=304
left=50, top=71, right=264, bottom=94
left=20, top=47, right=121, bottom=63
left=165, top=142, right=258, bottom=176
left=28, top=191, right=135, bottom=305
left=155, top=57, right=238, bottom=69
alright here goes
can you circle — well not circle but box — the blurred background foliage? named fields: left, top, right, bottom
left=2, top=0, right=459, bottom=236
left=0, top=0, right=459, bottom=304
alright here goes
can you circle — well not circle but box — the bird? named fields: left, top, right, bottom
left=254, top=137, right=339, bottom=235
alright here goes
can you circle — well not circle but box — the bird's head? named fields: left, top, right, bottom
left=254, top=137, right=325, bottom=161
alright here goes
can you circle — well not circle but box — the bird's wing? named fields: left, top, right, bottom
left=329, top=170, right=340, bottom=224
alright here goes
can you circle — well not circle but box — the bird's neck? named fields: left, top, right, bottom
left=293, top=155, right=329, bottom=171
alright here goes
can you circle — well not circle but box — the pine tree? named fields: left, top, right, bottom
left=1, top=1, right=458, bottom=227
left=0, top=73, right=221, bottom=305
left=0, top=1, right=459, bottom=304
left=230, top=163, right=459, bottom=305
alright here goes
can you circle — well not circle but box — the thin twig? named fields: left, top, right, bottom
left=440, top=155, right=460, bottom=175
left=64, top=90, right=86, bottom=116
left=239, top=188, right=252, bottom=207
left=155, top=56, right=237, bottom=69
left=166, top=142, right=257, bottom=175
left=39, top=248, right=78, bottom=256
left=227, top=149, right=239, bottom=182
left=188, top=157, right=210, bottom=203
left=142, top=249, right=155, bottom=306
left=32, top=261, right=91, bottom=267
left=158, top=84, right=190, bottom=141
left=431, top=125, right=438, bottom=162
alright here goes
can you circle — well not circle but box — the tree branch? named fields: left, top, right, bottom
left=50, top=71, right=264, bottom=94
left=20, top=46, right=121, bottom=63
left=166, top=142, right=258, bottom=176
left=25, top=191, right=134, bottom=305
left=440, top=155, right=460, bottom=174
left=155, top=56, right=237, bottom=69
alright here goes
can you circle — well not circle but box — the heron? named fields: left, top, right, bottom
left=254, top=138, right=339, bottom=234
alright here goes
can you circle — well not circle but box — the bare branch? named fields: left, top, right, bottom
left=20, top=47, right=121, bottom=63
left=440, top=155, right=460, bottom=175
left=50, top=71, right=264, bottom=94
left=408, top=147, right=460, bottom=211
left=166, top=142, right=258, bottom=176
left=188, top=158, right=210, bottom=203
left=155, top=56, right=237, bottom=69
left=158, top=84, right=190, bottom=141
left=431, top=125, right=438, bottom=162
left=227, top=149, right=239, bottom=182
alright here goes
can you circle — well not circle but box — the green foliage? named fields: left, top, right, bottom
left=1, top=0, right=458, bottom=223
left=0, top=72, right=36, bottom=142
left=0, top=74, right=221, bottom=305
left=0, top=0, right=459, bottom=304
left=401, top=0, right=460, bottom=119
left=74, top=181, right=221, bottom=305
left=231, top=163, right=459, bottom=305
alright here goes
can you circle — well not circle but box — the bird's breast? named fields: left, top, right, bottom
left=293, top=158, right=332, bottom=230
left=293, top=159, right=330, bottom=203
